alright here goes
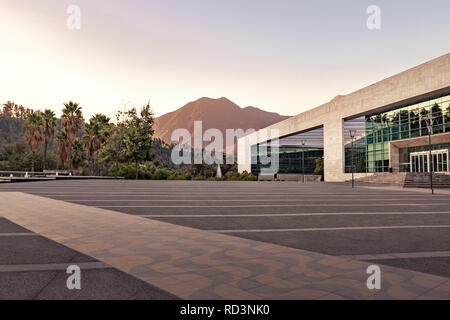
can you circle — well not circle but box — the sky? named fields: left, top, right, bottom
left=1, top=0, right=449, bottom=120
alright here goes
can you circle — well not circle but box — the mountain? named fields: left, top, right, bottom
left=153, top=97, right=290, bottom=150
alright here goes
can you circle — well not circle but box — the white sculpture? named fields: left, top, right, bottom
left=216, top=165, right=222, bottom=179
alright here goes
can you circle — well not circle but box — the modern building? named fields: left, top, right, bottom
left=238, top=54, right=450, bottom=182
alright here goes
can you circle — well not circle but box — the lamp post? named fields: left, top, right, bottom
left=423, top=116, right=436, bottom=195
left=301, top=140, right=306, bottom=183
left=349, top=130, right=356, bottom=189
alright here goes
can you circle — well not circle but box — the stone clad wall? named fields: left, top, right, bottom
left=238, top=54, right=450, bottom=181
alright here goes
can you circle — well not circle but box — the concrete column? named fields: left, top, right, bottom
left=390, top=143, right=400, bottom=173
left=323, top=118, right=345, bottom=182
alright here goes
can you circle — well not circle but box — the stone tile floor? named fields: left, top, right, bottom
left=1, top=192, right=449, bottom=300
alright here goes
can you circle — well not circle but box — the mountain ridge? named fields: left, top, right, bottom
left=154, top=97, right=290, bottom=149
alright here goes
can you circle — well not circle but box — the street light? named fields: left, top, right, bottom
left=300, top=140, right=306, bottom=183
left=423, top=116, right=436, bottom=195
left=349, top=130, right=356, bottom=189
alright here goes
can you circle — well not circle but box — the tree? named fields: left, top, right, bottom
left=313, top=158, right=324, bottom=177
left=24, top=111, right=43, bottom=173
left=42, top=109, right=57, bottom=171
left=61, top=101, right=84, bottom=172
left=2, top=101, right=15, bottom=117
left=82, top=121, right=99, bottom=174
left=56, top=130, right=69, bottom=170
left=97, top=112, right=126, bottom=178
left=1, top=102, right=31, bottom=119
left=91, top=114, right=111, bottom=175
left=71, top=138, right=84, bottom=170
left=123, top=103, right=155, bottom=179
left=83, top=114, right=111, bottom=175
left=91, top=113, right=111, bottom=130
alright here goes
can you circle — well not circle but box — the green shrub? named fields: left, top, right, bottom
left=225, top=171, right=240, bottom=179
left=108, top=164, right=256, bottom=181
left=168, top=173, right=191, bottom=180
left=207, top=177, right=224, bottom=181
left=240, top=171, right=258, bottom=181
left=152, top=167, right=172, bottom=180
left=313, top=158, right=324, bottom=176
left=0, top=161, right=10, bottom=171
left=114, top=163, right=152, bottom=179
left=81, top=167, right=91, bottom=176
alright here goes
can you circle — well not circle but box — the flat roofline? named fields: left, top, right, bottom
left=345, top=86, right=450, bottom=120
left=239, top=53, right=450, bottom=149
left=282, top=53, right=450, bottom=123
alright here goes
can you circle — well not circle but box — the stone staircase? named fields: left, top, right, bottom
left=404, top=173, right=450, bottom=189
left=355, top=173, right=406, bottom=186
left=355, top=172, right=450, bottom=188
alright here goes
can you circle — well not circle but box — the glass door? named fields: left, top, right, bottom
left=410, top=149, right=449, bottom=173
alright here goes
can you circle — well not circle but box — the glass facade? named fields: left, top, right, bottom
left=345, top=94, right=450, bottom=173
left=366, top=94, right=450, bottom=172
left=251, top=127, right=324, bottom=176
left=344, top=117, right=367, bottom=173
left=251, top=145, right=323, bottom=176
left=252, top=94, right=450, bottom=176
left=344, top=137, right=367, bottom=173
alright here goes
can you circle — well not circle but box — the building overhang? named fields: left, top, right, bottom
left=390, top=132, right=450, bottom=149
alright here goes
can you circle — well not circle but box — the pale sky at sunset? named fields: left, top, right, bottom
left=1, top=0, right=449, bottom=120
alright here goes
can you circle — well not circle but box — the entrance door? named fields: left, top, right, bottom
left=410, top=149, right=449, bottom=173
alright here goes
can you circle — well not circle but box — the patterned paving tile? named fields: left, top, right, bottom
left=1, top=192, right=449, bottom=300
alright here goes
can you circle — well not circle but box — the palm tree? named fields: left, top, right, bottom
left=24, top=111, right=43, bottom=174
left=2, top=101, right=15, bottom=117
left=56, top=130, right=69, bottom=170
left=61, top=101, right=84, bottom=172
left=92, top=114, right=111, bottom=175
left=92, top=114, right=111, bottom=128
left=71, top=138, right=84, bottom=170
left=82, top=122, right=98, bottom=174
left=42, top=109, right=57, bottom=172
left=82, top=114, right=111, bottom=175
left=92, top=114, right=111, bottom=145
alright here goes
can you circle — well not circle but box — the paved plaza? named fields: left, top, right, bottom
left=0, top=180, right=450, bottom=299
